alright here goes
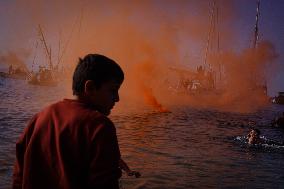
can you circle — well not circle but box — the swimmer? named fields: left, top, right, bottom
left=247, top=128, right=264, bottom=145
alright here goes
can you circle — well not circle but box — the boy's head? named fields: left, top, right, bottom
left=73, top=54, right=124, bottom=94
left=247, top=128, right=261, bottom=144
left=249, top=128, right=260, bottom=136
left=72, top=54, right=124, bottom=115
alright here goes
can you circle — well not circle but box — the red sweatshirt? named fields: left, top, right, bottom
left=13, top=99, right=122, bottom=189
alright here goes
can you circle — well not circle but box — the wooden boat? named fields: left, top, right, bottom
left=0, top=70, right=27, bottom=80
left=27, top=25, right=60, bottom=87
left=26, top=70, right=58, bottom=86
left=0, top=64, right=28, bottom=80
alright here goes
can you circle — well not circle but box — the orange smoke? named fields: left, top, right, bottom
left=140, top=82, right=169, bottom=113
left=131, top=60, right=169, bottom=112
left=3, top=1, right=281, bottom=113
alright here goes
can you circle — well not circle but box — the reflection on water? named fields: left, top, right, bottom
left=235, top=135, right=284, bottom=152
left=1, top=78, right=284, bottom=188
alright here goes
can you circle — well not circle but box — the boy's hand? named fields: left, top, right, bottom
left=127, top=171, right=141, bottom=178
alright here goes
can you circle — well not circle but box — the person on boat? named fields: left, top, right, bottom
left=13, top=54, right=140, bottom=189
left=247, top=128, right=264, bottom=145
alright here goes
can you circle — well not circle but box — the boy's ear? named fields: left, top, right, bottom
left=84, top=80, right=96, bottom=94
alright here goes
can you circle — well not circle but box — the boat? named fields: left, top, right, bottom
left=168, top=1, right=219, bottom=95
left=0, top=65, right=28, bottom=80
left=167, top=66, right=216, bottom=95
left=272, top=92, right=284, bottom=105
left=0, top=71, right=27, bottom=80
left=26, top=25, right=61, bottom=86
left=26, top=68, right=58, bottom=86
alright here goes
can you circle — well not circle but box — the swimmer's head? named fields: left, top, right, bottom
left=249, top=128, right=260, bottom=136
left=247, top=128, right=261, bottom=144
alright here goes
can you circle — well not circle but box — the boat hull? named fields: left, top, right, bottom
left=0, top=72, right=27, bottom=80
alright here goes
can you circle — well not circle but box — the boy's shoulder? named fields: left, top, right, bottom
left=39, top=99, right=115, bottom=127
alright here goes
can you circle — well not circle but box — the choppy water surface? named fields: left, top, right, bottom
left=1, top=78, right=284, bottom=189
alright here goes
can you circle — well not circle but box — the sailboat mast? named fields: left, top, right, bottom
left=204, top=0, right=216, bottom=70
left=253, top=0, right=260, bottom=49
left=38, top=24, right=53, bottom=70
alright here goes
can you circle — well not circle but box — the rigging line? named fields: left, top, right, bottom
left=31, top=41, right=39, bottom=72
left=56, top=30, right=62, bottom=67
left=57, top=7, right=84, bottom=67
left=77, top=6, right=84, bottom=39
left=38, top=25, right=53, bottom=69
left=215, top=3, right=222, bottom=82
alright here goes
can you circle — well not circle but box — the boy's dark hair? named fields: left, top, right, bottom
left=72, top=54, right=124, bottom=95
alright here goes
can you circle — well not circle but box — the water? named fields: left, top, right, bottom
left=1, top=77, right=284, bottom=189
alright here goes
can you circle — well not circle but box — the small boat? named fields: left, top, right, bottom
left=26, top=25, right=61, bottom=87
left=272, top=92, right=284, bottom=105
left=27, top=79, right=58, bottom=87
left=0, top=72, right=27, bottom=80
left=26, top=69, right=58, bottom=87
left=0, top=66, right=28, bottom=80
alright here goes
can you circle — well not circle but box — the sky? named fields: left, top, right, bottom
left=236, top=0, right=284, bottom=96
left=0, top=0, right=283, bottom=101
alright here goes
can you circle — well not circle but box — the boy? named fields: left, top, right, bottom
left=247, top=128, right=264, bottom=145
left=13, top=54, right=139, bottom=189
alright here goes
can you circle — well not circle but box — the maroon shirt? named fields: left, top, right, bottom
left=13, top=99, right=122, bottom=189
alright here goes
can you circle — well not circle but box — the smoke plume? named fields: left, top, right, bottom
left=0, top=0, right=280, bottom=112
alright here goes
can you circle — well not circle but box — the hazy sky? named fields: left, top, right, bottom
left=235, top=0, right=284, bottom=96
left=0, top=0, right=283, bottom=96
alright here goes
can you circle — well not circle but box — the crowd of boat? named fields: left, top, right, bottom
left=0, top=64, right=71, bottom=86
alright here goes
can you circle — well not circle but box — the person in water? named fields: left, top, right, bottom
left=13, top=54, right=140, bottom=189
left=247, top=128, right=284, bottom=146
left=247, top=128, right=264, bottom=145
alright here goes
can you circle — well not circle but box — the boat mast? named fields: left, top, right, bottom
left=203, top=0, right=216, bottom=70
left=216, top=4, right=222, bottom=84
left=253, top=0, right=267, bottom=94
left=253, top=0, right=260, bottom=49
left=38, top=24, right=53, bottom=70
left=203, top=0, right=221, bottom=89
left=31, top=41, right=38, bottom=72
